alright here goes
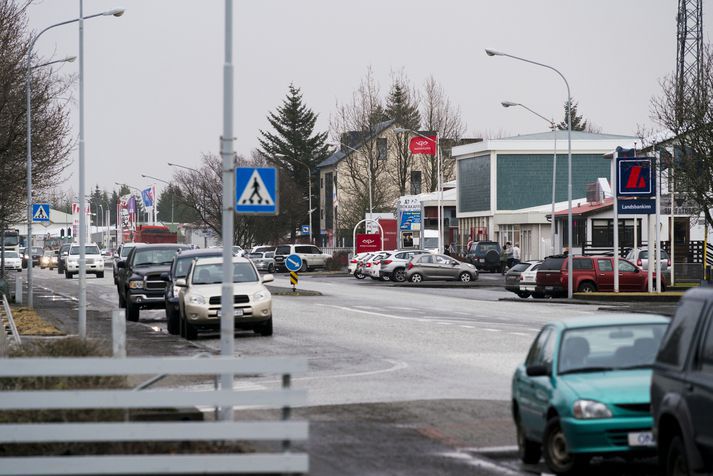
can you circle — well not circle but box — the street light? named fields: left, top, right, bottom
left=26, top=10, right=121, bottom=311
left=486, top=48, right=573, bottom=298
left=501, top=101, right=558, bottom=256
left=392, top=128, right=443, bottom=254
left=33, top=56, right=77, bottom=69
left=168, top=162, right=199, bottom=173
left=142, top=174, right=173, bottom=224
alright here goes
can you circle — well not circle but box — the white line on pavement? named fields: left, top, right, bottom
left=483, top=328, right=502, bottom=332
left=439, top=451, right=529, bottom=475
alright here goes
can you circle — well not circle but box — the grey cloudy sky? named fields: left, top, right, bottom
left=27, top=0, right=712, bottom=195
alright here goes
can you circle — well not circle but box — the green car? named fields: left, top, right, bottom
left=511, top=314, right=669, bottom=475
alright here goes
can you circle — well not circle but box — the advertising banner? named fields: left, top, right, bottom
left=356, top=233, right=381, bottom=254
left=408, top=135, right=437, bottom=155
left=377, top=218, right=398, bottom=250
left=617, top=158, right=655, bottom=197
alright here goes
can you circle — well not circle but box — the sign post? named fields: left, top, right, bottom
left=285, top=254, right=302, bottom=293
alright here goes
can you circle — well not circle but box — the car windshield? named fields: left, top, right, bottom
left=275, top=245, right=291, bottom=255
left=558, top=323, right=668, bottom=375
left=476, top=243, right=498, bottom=253
left=510, top=263, right=530, bottom=273
left=192, top=262, right=258, bottom=284
left=3, top=251, right=18, bottom=258
left=120, top=246, right=135, bottom=258
left=2, top=235, right=19, bottom=246
left=637, top=250, right=670, bottom=260
left=70, top=245, right=100, bottom=255
left=133, top=248, right=180, bottom=266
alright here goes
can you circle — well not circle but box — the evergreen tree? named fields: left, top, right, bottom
left=258, top=84, right=330, bottom=239
left=386, top=79, right=421, bottom=195
left=557, top=98, right=590, bottom=131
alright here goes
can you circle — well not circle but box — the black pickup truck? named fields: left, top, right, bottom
left=116, top=243, right=189, bottom=322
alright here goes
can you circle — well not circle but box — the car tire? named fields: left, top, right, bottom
left=184, top=320, right=198, bottom=340
left=354, top=271, right=366, bottom=280
left=96, top=272, right=104, bottom=278
left=65, top=271, right=72, bottom=279
left=268, top=263, right=275, bottom=274
left=666, top=435, right=689, bottom=476
left=459, top=272, right=472, bottom=283
left=578, top=282, right=597, bottom=293
left=118, top=288, right=126, bottom=308
left=516, top=418, right=541, bottom=464
left=256, top=317, right=273, bottom=336
left=392, top=269, right=406, bottom=282
left=517, top=291, right=531, bottom=298
left=125, top=301, right=140, bottom=322
left=409, top=273, right=423, bottom=283
left=300, top=260, right=308, bottom=273
left=166, top=306, right=179, bottom=335
left=543, top=417, right=589, bottom=475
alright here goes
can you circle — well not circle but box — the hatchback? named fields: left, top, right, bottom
left=505, top=261, right=539, bottom=298
left=405, top=254, right=478, bottom=283
left=513, top=314, right=669, bottom=475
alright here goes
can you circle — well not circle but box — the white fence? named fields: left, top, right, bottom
left=0, top=356, right=308, bottom=475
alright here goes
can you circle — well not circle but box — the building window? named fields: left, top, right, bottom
left=320, top=177, right=324, bottom=189
left=410, top=170, right=422, bottom=195
left=591, top=219, right=641, bottom=248
left=377, top=137, right=387, bottom=161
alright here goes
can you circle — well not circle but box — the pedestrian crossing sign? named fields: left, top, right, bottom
left=235, top=167, right=278, bottom=215
left=32, top=203, right=50, bottom=223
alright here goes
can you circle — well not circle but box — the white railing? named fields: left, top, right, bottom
left=0, top=356, right=308, bottom=475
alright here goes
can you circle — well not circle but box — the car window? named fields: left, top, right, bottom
left=637, top=250, right=670, bottom=260
left=511, top=263, right=530, bottom=273
left=295, top=246, right=312, bottom=254
left=418, top=255, right=434, bottom=264
left=658, top=298, right=705, bottom=368
left=133, top=248, right=181, bottom=266
left=597, top=259, right=613, bottom=272
left=475, top=243, right=499, bottom=253
left=275, top=245, right=291, bottom=255
left=265, top=252, right=274, bottom=258
left=70, top=245, right=100, bottom=255
left=310, top=246, right=322, bottom=254
left=525, top=328, right=553, bottom=367
left=174, top=257, right=195, bottom=279
left=192, top=262, right=258, bottom=284
left=120, top=245, right=135, bottom=258
left=531, top=264, right=540, bottom=271
left=573, top=258, right=593, bottom=270
left=540, top=257, right=565, bottom=271
left=395, top=253, right=407, bottom=260
left=699, top=316, right=713, bottom=374
left=618, top=260, right=637, bottom=272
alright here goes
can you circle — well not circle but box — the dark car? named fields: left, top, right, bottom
left=29, top=246, right=43, bottom=267
left=56, top=244, right=71, bottom=274
left=116, top=243, right=190, bottom=322
left=466, top=241, right=501, bottom=272
left=113, top=242, right=143, bottom=285
left=652, top=287, right=713, bottom=476
left=164, top=248, right=225, bottom=335
left=505, top=261, right=536, bottom=298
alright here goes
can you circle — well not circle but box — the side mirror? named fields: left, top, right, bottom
left=262, top=274, right=274, bottom=284
left=160, top=272, right=169, bottom=281
left=175, top=278, right=187, bottom=287
left=526, top=364, right=550, bottom=377
left=117, top=261, right=126, bottom=269
left=635, top=268, right=640, bottom=273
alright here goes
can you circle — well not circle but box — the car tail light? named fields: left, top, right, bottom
left=407, top=262, right=414, bottom=270
left=374, top=260, right=381, bottom=265
left=383, top=259, right=392, bottom=265
left=667, top=259, right=671, bottom=266
left=637, top=259, right=642, bottom=267
left=519, top=275, right=524, bottom=281
left=366, top=263, right=372, bottom=267
left=350, top=259, right=357, bottom=263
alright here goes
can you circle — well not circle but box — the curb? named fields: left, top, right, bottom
left=265, top=285, right=322, bottom=296
left=390, top=282, right=501, bottom=289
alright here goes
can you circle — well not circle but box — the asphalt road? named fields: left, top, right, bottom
left=22, top=266, right=661, bottom=476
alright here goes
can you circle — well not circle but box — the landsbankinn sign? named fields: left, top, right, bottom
left=617, top=158, right=655, bottom=197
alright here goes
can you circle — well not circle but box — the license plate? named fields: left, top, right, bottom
left=217, top=309, right=244, bottom=317
left=545, top=286, right=554, bottom=291
left=628, top=431, right=655, bottom=447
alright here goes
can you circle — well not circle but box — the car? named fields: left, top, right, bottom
left=65, top=244, right=104, bottom=278
left=164, top=248, right=225, bottom=335
left=29, top=246, right=43, bottom=267
left=405, top=254, right=479, bottom=283
left=505, top=261, right=540, bottom=298
left=651, top=287, right=713, bottom=476
left=379, top=249, right=430, bottom=282
left=348, top=252, right=371, bottom=278
left=520, top=260, right=544, bottom=298
left=247, top=251, right=276, bottom=273
left=113, top=242, right=143, bottom=284
left=250, top=245, right=276, bottom=254
left=625, top=248, right=671, bottom=274
left=466, top=241, right=502, bottom=273
left=512, top=314, right=669, bottom=475
left=363, top=251, right=391, bottom=280
left=353, top=252, right=377, bottom=280
left=232, top=245, right=246, bottom=256
left=57, top=244, right=71, bottom=274
left=116, top=243, right=190, bottom=322
left=39, top=250, right=57, bottom=270
left=19, top=247, right=28, bottom=268
left=1, top=250, right=22, bottom=271
left=176, top=256, right=274, bottom=340
left=273, top=244, right=330, bottom=272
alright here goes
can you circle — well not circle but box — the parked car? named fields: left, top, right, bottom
left=57, top=244, right=71, bottom=274
left=274, top=244, right=330, bottom=272
left=348, top=252, right=371, bottom=278
left=535, top=255, right=665, bottom=297
left=232, top=245, right=246, bottom=256
left=177, top=256, right=274, bottom=339
left=513, top=314, right=669, bottom=475
left=379, top=249, right=430, bottom=282
left=520, top=260, right=544, bottom=298
left=113, top=242, right=143, bottom=284
left=116, top=243, right=190, bottom=322
left=20, top=247, right=28, bottom=268
left=466, top=241, right=502, bottom=273
left=625, top=248, right=671, bottom=274
left=164, top=248, right=226, bottom=335
left=1, top=250, right=22, bottom=271
left=363, top=251, right=391, bottom=280
left=39, top=250, right=57, bottom=270
left=505, top=261, right=540, bottom=298
left=65, top=244, right=104, bottom=279
left=405, top=254, right=478, bottom=283
left=250, top=245, right=276, bottom=254
left=652, top=287, right=713, bottom=476
left=352, top=252, right=375, bottom=280
left=248, top=251, right=276, bottom=273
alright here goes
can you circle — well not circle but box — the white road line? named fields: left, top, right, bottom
left=436, top=322, right=451, bottom=326
left=510, top=332, right=531, bottom=336
left=452, top=311, right=470, bottom=316
left=461, top=445, right=518, bottom=454
left=459, top=325, right=475, bottom=329
left=482, top=328, right=501, bottom=332
left=440, top=451, right=528, bottom=475
left=389, top=306, right=419, bottom=311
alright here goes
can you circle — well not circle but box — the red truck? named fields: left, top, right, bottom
left=131, top=225, right=177, bottom=244
left=535, top=255, right=666, bottom=297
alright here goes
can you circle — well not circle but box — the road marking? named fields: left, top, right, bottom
left=459, top=325, right=475, bottom=329
left=510, top=332, right=531, bottom=336
left=460, top=445, right=519, bottom=454
left=453, top=311, right=470, bottom=316
left=440, top=451, right=528, bottom=475
left=257, top=359, right=409, bottom=385
left=482, top=328, right=501, bottom=332
left=436, top=322, right=451, bottom=326
left=390, top=306, right=419, bottom=311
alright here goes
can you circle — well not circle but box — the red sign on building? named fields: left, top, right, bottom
left=408, top=135, right=437, bottom=155
left=356, top=233, right=381, bottom=253
left=377, top=218, right=398, bottom=251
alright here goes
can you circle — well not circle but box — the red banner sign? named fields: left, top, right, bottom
left=409, top=135, right=437, bottom=155
left=377, top=218, right=398, bottom=251
left=356, top=233, right=381, bottom=254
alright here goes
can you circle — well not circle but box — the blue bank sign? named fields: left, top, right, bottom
left=617, top=158, right=655, bottom=197
left=618, top=198, right=656, bottom=215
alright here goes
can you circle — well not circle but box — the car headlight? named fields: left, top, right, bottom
left=128, top=280, right=144, bottom=289
left=573, top=400, right=612, bottom=419
left=189, top=294, right=206, bottom=305
left=253, top=290, right=270, bottom=302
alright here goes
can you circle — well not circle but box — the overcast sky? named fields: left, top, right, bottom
left=27, top=0, right=712, bottom=195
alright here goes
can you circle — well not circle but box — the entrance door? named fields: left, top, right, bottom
left=673, top=218, right=689, bottom=261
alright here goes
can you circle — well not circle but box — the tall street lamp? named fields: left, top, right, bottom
left=486, top=48, right=573, bottom=298
left=26, top=8, right=123, bottom=311
left=142, top=174, right=173, bottom=224
left=168, top=162, right=199, bottom=173
left=501, top=101, right=558, bottom=256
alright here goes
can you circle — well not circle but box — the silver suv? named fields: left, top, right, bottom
left=274, top=244, right=330, bottom=272
left=379, top=250, right=430, bottom=282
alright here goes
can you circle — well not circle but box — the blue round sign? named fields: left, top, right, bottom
left=285, top=254, right=303, bottom=272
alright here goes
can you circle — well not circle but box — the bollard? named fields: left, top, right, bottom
left=15, top=276, right=22, bottom=305
left=112, top=309, right=126, bottom=358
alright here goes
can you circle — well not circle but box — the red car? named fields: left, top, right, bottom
left=535, top=255, right=665, bottom=297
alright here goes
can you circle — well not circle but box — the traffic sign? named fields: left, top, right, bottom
left=289, top=271, right=299, bottom=286
left=301, top=225, right=310, bottom=234
left=285, top=254, right=303, bottom=272
left=32, top=204, right=50, bottom=223
left=617, top=158, right=654, bottom=197
left=235, top=167, right=278, bottom=215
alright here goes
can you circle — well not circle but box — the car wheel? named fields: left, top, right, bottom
left=299, top=260, right=308, bottom=273
left=354, top=271, right=366, bottom=280
left=517, top=291, right=531, bottom=299
left=118, top=288, right=126, bottom=308
left=666, top=435, right=689, bottom=476
left=184, top=320, right=198, bottom=340
left=459, top=272, right=472, bottom=283
left=516, top=417, right=541, bottom=464
left=268, top=263, right=275, bottom=273
left=543, top=417, right=589, bottom=475
left=256, top=317, right=273, bottom=336
left=392, top=269, right=406, bottom=282
left=125, top=301, right=140, bottom=322
left=578, top=282, right=596, bottom=293
left=409, top=273, right=423, bottom=283
left=65, top=271, right=71, bottom=279
left=166, top=306, right=179, bottom=335
left=96, top=272, right=104, bottom=279
left=179, top=314, right=186, bottom=338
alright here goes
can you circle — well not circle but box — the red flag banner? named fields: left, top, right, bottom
left=408, top=135, right=437, bottom=155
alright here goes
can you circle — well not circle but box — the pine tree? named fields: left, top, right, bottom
left=386, top=79, right=421, bottom=195
left=557, top=98, right=589, bottom=131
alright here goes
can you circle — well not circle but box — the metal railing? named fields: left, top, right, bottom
left=0, top=294, right=20, bottom=350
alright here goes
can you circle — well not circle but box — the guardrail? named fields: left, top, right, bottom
left=0, top=293, right=20, bottom=351
left=0, top=356, right=309, bottom=475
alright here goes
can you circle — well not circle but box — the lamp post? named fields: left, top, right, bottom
left=167, top=162, right=199, bottom=173
left=486, top=49, right=573, bottom=298
left=501, top=101, right=558, bottom=256
left=142, top=174, right=173, bottom=224
left=26, top=9, right=122, bottom=311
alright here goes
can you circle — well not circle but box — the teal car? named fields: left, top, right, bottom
left=511, top=314, right=669, bottom=475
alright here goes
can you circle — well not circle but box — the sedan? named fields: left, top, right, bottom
left=405, top=254, right=478, bottom=283
left=512, top=314, right=669, bottom=475
left=505, top=261, right=540, bottom=298
left=1, top=250, right=22, bottom=271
